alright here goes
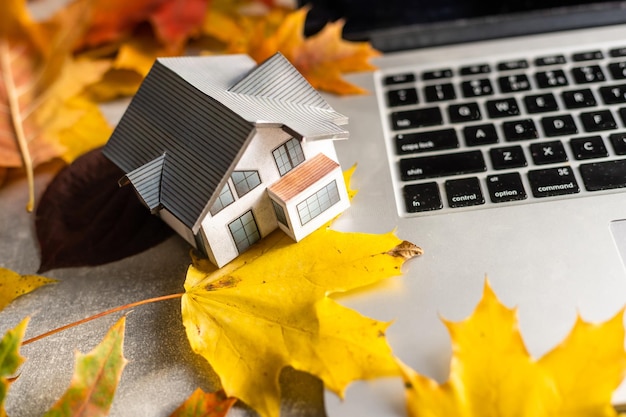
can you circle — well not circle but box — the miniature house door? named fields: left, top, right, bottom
left=228, top=210, right=261, bottom=254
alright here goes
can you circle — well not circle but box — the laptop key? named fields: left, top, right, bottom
left=445, top=177, right=485, bottom=208
left=464, top=124, right=499, bottom=146
left=486, top=173, right=527, bottom=202
left=498, top=74, right=531, bottom=93
left=384, top=73, right=416, bottom=85
left=424, top=83, right=456, bottom=101
left=619, top=108, right=626, bottom=125
left=503, top=119, right=539, bottom=141
left=460, top=64, right=491, bottom=75
left=490, top=145, right=527, bottom=170
left=497, top=59, right=529, bottom=71
left=391, top=107, right=442, bottom=130
left=387, top=88, right=419, bottom=107
left=608, top=62, right=626, bottom=80
left=562, top=89, right=596, bottom=108
left=541, top=114, right=578, bottom=137
left=448, top=102, right=481, bottom=122
left=580, top=160, right=626, bottom=191
left=399, top=150, right=486, bottom=181
left=572, top=50, right=604, bottom=61
left=570, top=136, right=608, bottom=160
left=486, top=97, right=520, bottom=118
left=535, top=70, right=568, bottom=88
left=527, top=166, right=580, bottom=197
left=572, top=65, right=606, bottom=84
left=422, top=69, right=453, bottom=80
left=524, top=93, right=559, bottom=113
left=599, top=84, right=626, bottom=104
left=535, top=55, right=567, bottom=66
left=579, top=110, right=617, bottom=132
left=461, top=79, right=494, bottom=97
left=530, top=140, right=568, bottom=165
left=395, top=129, right=459, bottom=155
left=609, top=48, right=626, bottom=58
left=403, top=182, right=443, bottom=212
left=609, top=133, right=626, bottom=155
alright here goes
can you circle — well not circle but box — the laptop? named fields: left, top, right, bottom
left=294, top=0, right=626, bottom=415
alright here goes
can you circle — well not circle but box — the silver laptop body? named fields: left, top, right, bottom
left=317, top=2, right=626, bottom=414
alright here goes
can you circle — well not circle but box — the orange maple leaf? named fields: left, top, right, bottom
left=72, top=0, right=210, bottom=53
left=203, top=7, right=379, bottom=95
left=169, top=389, right=236, bottom=417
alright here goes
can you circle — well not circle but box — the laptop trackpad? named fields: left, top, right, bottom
left=610, top=220, right=626, bottom=272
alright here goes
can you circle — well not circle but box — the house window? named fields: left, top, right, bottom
left=271, top=200, right=288, bottom=226
left=210, top=184, right=235, bottom=216
left=231, top=171, right=261, bottom=197
left=273, top=138, right=305, bottom=176
left=297, top=180, right=340, bottom=226
left=229, top=210, right=260, bottom=254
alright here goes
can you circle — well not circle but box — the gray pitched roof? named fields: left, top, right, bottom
left=103, top=53, right=348, bottom=233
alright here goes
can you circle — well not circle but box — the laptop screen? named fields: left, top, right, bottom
left=300, top=0, right=626, bottom=51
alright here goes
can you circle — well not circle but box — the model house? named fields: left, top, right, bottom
left=103, top=52, right=350, bottom=267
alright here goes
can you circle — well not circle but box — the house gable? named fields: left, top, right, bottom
left=122, top=153, right=165, bottom=212
left=229, top=53, right=333, bottom=111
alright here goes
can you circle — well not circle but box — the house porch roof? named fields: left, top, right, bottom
left=268, top=153, right=340, bottom=203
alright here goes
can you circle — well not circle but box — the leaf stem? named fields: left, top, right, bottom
left=0, top=39, right=36, bottom=211
left=22, top=293, right=184, bottom=346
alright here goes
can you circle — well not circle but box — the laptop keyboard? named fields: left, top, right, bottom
left=377, top=45, right=626, bottom=216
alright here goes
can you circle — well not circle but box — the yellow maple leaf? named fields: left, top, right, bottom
left=401, top=280, right=626, bottom=417
left=0, top=267, right=56, bottom=312
left=182, top=228, right=421, bottom=417
left=0, top=0, right=112, bottom=211
left=202, top=7, right=379, bottom=95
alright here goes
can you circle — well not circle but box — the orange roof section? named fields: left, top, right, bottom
left=269, top=153, right=339, bottom=202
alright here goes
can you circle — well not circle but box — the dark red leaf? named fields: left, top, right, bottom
left=35, top=148, right=173, bottom=272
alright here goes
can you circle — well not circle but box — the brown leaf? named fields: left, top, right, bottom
left=387, top=240, right=423, bottom=260
left=35, top=148, right=173, bottom=272
left=169, top=389, right=236, bottom=417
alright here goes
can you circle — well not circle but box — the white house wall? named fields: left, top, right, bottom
left=199, top=127, right=339, bottom=267
left=282, top=166, right=350, bottom=242
left=303, top=137, right=340, bottom=163
left=159, top=209, right=198, bottom=249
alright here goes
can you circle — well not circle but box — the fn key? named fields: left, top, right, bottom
left=404, top=182, right=443, bottom=212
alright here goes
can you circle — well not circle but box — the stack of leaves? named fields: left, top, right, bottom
left=0, top=0, right=112, bottom=211
left=1, top=0, right=379, bottom=211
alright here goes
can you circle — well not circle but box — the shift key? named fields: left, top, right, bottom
left=400, top=150, right=486, bottom=181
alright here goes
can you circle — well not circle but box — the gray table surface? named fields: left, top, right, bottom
left=0, top=159, right=327, bottom=417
